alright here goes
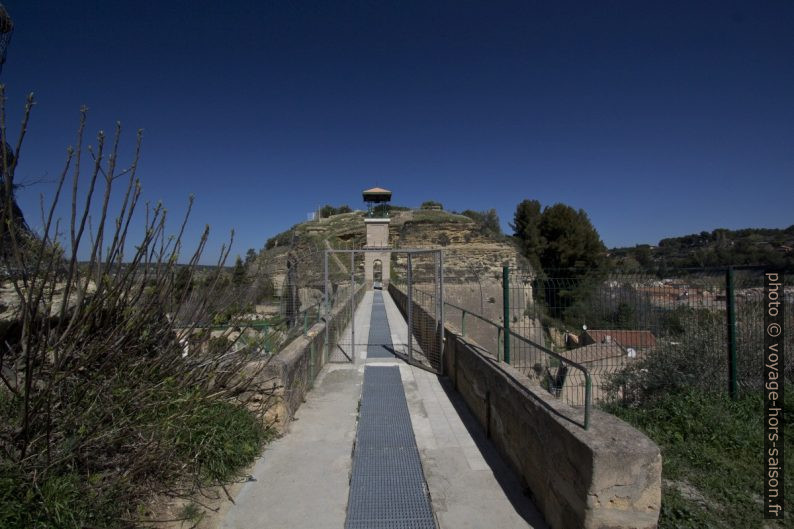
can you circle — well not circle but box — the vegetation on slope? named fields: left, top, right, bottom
left=605, top=389, right=792, bottom=529
left=611, top=226, right=794, bottom=272
left=0, top=95, right=275, bottom=527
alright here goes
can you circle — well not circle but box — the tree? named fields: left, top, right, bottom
left=462, top=209, right=502, bottom=238
left=319, top=204, right=353, bottom=218
left=537, top=203, right=606, bottom=271
left=511, top=199, right=544, bottom=271
left=244, top=248, right=257, bottom=266
left=232, top=255, right=247, bottom=287
left=319, top=204, right=335, bottom=218
left=634, top=244, right=652, bottom=268
left=173, top=266, right=193, bottom=298
left=420, top=200, right=443, bottom=210
left=1, top=141, right=32, bottom=256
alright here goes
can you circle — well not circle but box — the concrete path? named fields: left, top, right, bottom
left=219, top=292, right=373, bottom=529
left=381, top=292, right=548, bottom=529
left=220, top=289, right=547, bottom=529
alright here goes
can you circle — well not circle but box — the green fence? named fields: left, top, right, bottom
left=500, top=266, right=792, bottom=406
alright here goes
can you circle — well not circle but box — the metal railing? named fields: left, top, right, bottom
left=392, top=261, right=593, bottom=429
left=440, top=295, right=593, bottom=429
left=460, top=265, right=791, bottom=409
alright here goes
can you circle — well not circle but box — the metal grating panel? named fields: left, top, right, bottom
left=345, top=366, right=437, bottom=529
left=367, top=291, right=395, bottom=358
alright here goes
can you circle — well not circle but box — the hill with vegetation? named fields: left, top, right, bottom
left=255, top=204, right=527, bottom=293
left=610, top=226, right=794, bottom=271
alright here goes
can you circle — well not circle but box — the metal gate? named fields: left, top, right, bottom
left=323, top=249, right=445, bottom=374
left=323, top=250, right=365, bottom=363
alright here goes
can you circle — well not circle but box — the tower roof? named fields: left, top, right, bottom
left=362, top=187, right=392, bottom=202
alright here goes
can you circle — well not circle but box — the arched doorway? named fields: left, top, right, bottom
left=373, top=259, right=383, bottom=288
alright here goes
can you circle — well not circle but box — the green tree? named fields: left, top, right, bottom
left=538, top=203, right=606, bottom=271
left=173, top=266, right=193, bottom=299
left=462, top=209, right=502, bottom=238
left=511, top=199, right=544, bottom=271
left=244, top=248, right=257, bottom=266
left=420, top=200, right=443, bottom=210
left=319, top=204, right=353, bottom=218
left=232, top=255, right=247, bottom=287
left=319, top=204, right=336, bottom=218
left=634, top=244, right=652, bottom=268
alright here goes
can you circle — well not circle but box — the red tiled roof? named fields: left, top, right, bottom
left=585, top=330, right=657, bottom=348
left=561, top=343, right=627, bottom=364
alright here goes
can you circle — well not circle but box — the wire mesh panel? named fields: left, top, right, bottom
left=278, top=245, right=325, bottom=333
left=325, top=250, right=366, bottom=363
left=389, top=250, right=444, bottom=374
left=504, top=267, right=793, bottom=407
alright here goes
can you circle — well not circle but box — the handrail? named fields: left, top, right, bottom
left=394, top=281, right=592, bottom=429
left=505, top=328, right=593, bottom=429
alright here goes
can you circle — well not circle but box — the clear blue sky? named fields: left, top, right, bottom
left=3, top=1, right=793, bottom=263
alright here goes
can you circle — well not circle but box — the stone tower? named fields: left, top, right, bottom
left=362, top=187, right=392, bottom=289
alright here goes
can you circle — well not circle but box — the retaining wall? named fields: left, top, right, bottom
left=389, top=284, right=662, bottom=529
left=255, top=287, right=365, bottom=430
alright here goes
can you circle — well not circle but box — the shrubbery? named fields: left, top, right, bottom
left=0, top=94, right=275, bottom=526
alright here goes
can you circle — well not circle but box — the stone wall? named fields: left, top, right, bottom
left=390, top=284, right=662, bottom=529
left=256, top=287, right=365, bottom=430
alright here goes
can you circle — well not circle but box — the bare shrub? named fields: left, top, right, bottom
left=0, top=91, right=275, bottom=526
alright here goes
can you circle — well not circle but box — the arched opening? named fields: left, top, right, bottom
left=373, top=259, right=383, bottom=288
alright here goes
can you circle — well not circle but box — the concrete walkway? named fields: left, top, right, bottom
left=220, top=290, right=547, bottom=529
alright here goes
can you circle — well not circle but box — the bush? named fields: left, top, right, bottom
left=319, top=204, right=352, bottom=217
left=461, top=209, right=502, bottom=237
left=606, top=308, right=726, bottom=404
left=0, top=95, right=275, bottom=526
left=604, top=388, right=794, bottom=529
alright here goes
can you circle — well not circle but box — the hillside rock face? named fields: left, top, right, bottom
left=258, top=209, right=543, bottom=350
left=259, top=209, right=530, bottom=290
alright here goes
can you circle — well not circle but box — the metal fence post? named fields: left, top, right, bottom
left=309, top=341, right=315, bottom=386
left=324, top=250, right=329, bottom=361
left=351, top=251, right=356, bottom=362
left=726, top=267, right=738, bottom=399
left=436, top=250, right=444, bottom=375
left=407, top=253, right=413, bottom=364
left=584, top=373, right=592, bottom=430
left=503, top=265, right=511, bottom=365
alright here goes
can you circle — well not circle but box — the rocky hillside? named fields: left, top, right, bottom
left=255, top=208, right=542, bottom=349
left=257, top=208, right=530, bottom=291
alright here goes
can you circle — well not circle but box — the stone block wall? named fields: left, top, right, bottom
left=255, top=286, right=365, bottom=431
left=389, top=284, right=662, bottom=529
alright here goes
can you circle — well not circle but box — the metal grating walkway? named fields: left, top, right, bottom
left=345, top=292, right=436, bottom=528
left=345, top=366, right=437, bottom=529
left=366, top=290, right=395, bottom=358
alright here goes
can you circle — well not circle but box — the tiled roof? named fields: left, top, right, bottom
left=585, top=329, right=657, bottom=348
left=561, top=343, right=627, bottom=364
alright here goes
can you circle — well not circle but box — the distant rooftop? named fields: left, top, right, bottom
left=583, top=330, right=657, bottom=348
left=561, top=343, right=627, bottom=364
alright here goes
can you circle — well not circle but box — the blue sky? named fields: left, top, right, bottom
left=3, top=1, right=793, bottom=263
